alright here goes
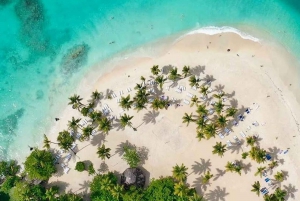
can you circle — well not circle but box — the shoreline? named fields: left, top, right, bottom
left=46, top=29, right=300, bottom=200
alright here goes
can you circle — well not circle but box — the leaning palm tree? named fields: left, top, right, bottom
left=119, top=95, right=134, bottom=110
left=190, top=96, right=200, bottom=107
left=196, top=104, right=208, bottom=116
left=111, top=184, right=124, bottom=199
left=98, top=117, right=112, bottom=134
left=196, top=130, right=206, bottom=141
left=274, top=187, right=287, bottom=201
left=97, top=144, right=111, bottom=160
left=216, top=115, right=228, bottom=130
left=251, top=181, right=261, bottom=196
left=214, top=100, right=225, bottom=115
left=68, top=94, right=83, bottom=110
left=120, top=113, right=135, bottom=130
left=204, top=123, right=217, bottom=139
left=226, top=107, right=238, bottom=118
left=134, top=83, right=144, bottom=90
left=255, top=166, right=266, bottom=178
left=155, top=75, right=167, bottom=90
left=274, top=171, right=284, bottom=182
left=182, top=65, right=191, bottom=78
left=182, top=113, right=195, bottom=126
left=172, top=163, right=188, bottom=181
left=189, top=75, right=200, bottom=88
left=81, top=125, right=94, bottom=141
left=151, top=65, right=160, bottom=76
left=174, top=181, right=189, bottom=198
left=200, top=85, right=209, bottom=97
left=268, top=161, right=279, bottom=170
left=168, top=67, right=181, bottom=82
left=202, top=171, right=213, bottom=184
left=212, top=142, right=227, bottom=157
left=68, top=117, right=81, bottom=131
left=43, top=134, right=58, bottom=149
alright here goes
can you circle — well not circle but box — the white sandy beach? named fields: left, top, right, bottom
left=46, top=31, right=300, bottom=200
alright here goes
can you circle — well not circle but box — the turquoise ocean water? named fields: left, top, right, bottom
left=1, top=0, right=300, bottom=161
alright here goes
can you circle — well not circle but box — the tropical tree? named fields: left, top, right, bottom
left=68, top=94, right=83, bottom=110
left=134, top=101, right=147, bottom=112
left=89, top=110, right=103, bottom=123
left=151, top=65, right=160, bottom=76
left=155, top=75, right=167, bottom=90
left=97, top=144, right=111, bottom=160
left=151, top=98, right=165, bottom=110
left=200, top=86, right=209, bottom=97
left=57, top=130, right=75, bottom=152
left=196, top=117, right=206, bottom=130
left=120, top=113, right=136, bottom=130
left=58, top=193, right=83, bottom=201
left=122, top=145, right=140, bottom=168
left=196, top=104, right=208, bottom=116
left=81, top=125, right=94, bottom=141
left=80, top=106, right=90, bottom=117
left=172, top=164, right=188, bottom=181
left=189, top=192, right=205, bottom=201
left=214, top=100, right=225, bottom=115
left=213, top=92, right=225, bottom=100
left=242, top=152, right=249, bottom=159
left=246, top=136, right=257, bottom=147
left=256, top=149, right=267, bottom=164
left=98, top=117, right=112, bottom=134
left=91, top=90, right=102, bottom=103
left=268, top=161, right=279, bottom=170
left=196, top=130, right=206, bottom=141
left=111, top=184, right=124, bottom=199
left=119, top=95, right=134, bottom=110
left=274, top=187, right=287, bottom=201
left=190, top=96, right=200, bottom=107
left=9, top=181, right=46, bottom=201
left=182, top=65, right=191, bottom=78
left=251, top=181, right=261, bottom=196
left=45, top=186, right=59, bottom=201
left=43, top=134, right=58, bottom=149
left=140, top=76, right=146, bottom=84
left=134, top=83, right=144, bottom=91
left=68, top=117, right=81, bottom=131
left=182, top=113, right=195, bottom=126
left=212, top=142, right=227, bottom=157
left=225, top=162, right=235, bottom=173
left=226, top=107, right=238, bottom=118
left=274, top=171, right=284, bottom=182
left=255, top=166, right=266, bottom=178
left=189, top=75, right=200, bottom=88
left=174, top=181, right=189, bottom=197
left=202, top=171, right=213, bottom=184
left=24, top=149, right=56, bottom=180
left=204, top=123, right=217, bottom=139
left=216, top=115, right=228, bottom=129
left=249, top=146, right=260, bottom=160
left=168, top=67, right=181, bottom=82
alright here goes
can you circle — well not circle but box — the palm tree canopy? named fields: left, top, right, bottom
left=182, top=113, right=194, bottom=126
left=120, top=95, right=134, bottom=110
left=151, top=98, right=165, bottom=110
left=182, top=65, right=191, bottom=78
left=212, top=142, right=227, bottom=157
left=214, top=100, right=225, bottom=115
left=168, top=67, right=181, bottom=81
left=196, top=104, right=208, bottom=116
left=151, top=65, right=161, bottom=76
left=274, top=171, right=284, bottom=182
left=174, top=182, right=189, bottom=197
left=204, top=124, right=217, bottom=139
left=190, top=96, right=200, bottom=107
left=274, top=187, right=287, bottom=201
left=251, top=181, right=261, bottom=196
left=189, top=75, right=200, bottom=88
left=155, top=75, right=167, bottom=90
left=97, top=144, right=111, bottom=160
left=81, top=125, right=94, bottom=141
left=216, top=115, right=228, bottom=129
left=68, top=94, right=83, bottom=110
left=57, top=130, right=75, bottom=151
left=98, top=117, right=112, bottom=134
left=226, top=107, right=238, bottom=117
left=172, top=163, right=188, bottom=181
left=196, top=130, right=206, bottom=141
left=68, top=117, right=81, bottom=131
left=120, top=113, right=134, bottom=128
left=200, top=86, right=209, bottom=97
left=196, top=117, right=206, bottom=130
left=43, top=134, right=51, bottom=149
left=255, top=166, right=266, bottom=177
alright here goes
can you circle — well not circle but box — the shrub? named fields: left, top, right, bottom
left=88, top=163, right=96, bottom=175
left=122, top=146, right=140, bottom=168
left=75, top=162, right=85, bottom=172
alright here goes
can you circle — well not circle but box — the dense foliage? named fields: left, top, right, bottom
left=75, top=161, right=86, bottom=172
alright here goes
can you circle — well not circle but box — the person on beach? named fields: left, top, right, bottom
left=55, top=118, right=60, bottom=121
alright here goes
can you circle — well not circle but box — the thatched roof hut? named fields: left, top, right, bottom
left=121, top=168, right=145, bottom=190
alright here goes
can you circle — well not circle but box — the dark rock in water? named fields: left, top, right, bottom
left=0, top=108, right=25, bottom=137
left=60, top=44, right=89, bottom=75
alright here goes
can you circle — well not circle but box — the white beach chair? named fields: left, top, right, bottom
left=240, top=131, right=246, bottom=138
left=165, top=86, right=170, bottom=91
left=208, top=88, right=213, bottom=93
left=210, top=100, right=215, bottom=106
left=64, top=154, right=72, bottom=163
left=91, top=129, right=97, bottom=136
left=71, top=143, right=77, bottom=150
left=252, top=121, right=259, bottom=126
left=192, top=86, right=197, bottom=91
left=175, top=88, right=182, bottom=93
left=187, top=92, right=193, bottom=98
left=209, top=108, right=214, bottom=115
left=224, top=127, right=231, bottom=134
left=63, top=166, right=70, bottom=174
left=226, top=140, right=233, bottom=147
left=76, top=133, right=82, bottom=139
left=183, top=99, right=190, bottom=105
left=218, top=133, right=224, bottom=139
left=233, top=135, right=241, bottom=144
left=232, top=120, right=238, bottom=126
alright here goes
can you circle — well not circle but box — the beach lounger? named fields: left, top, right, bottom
left=240, top=131, right=246, bottom=138
left=226, top=140, right=232, bottom=147
left=260, top=187, right=269, bottom=195
left=183, top=86, right=186, bottom=91
left=210, top=100, right=215, bottom=105
left=187, top=92, right=193, bottom=98
left=247, top=125, right=251, bottom=130
left=233, top=136, right=241, bottom=144
left=218, top=133, right=224, bottom=139
left=208, top=108, right=214, bottom=115
left=201, top=96, right=207, bottom=101
left=224, top=127, right=231, bottom=134
left=117, top=98, right=120, bottom=103
left=208, top=88, right=213, bottom=93
left=252, top=121, right=259, bottom=126
left=192, top=86, right=197, bottom=91
left=183, top=99, right=190, bottom=105
left=64, top=154, right=72, bottom=163
left=76, top=132, right=82, bottom=139
left=265, top=178, right=273, bottom=187
left=175, top=88, right=182, bottom=93
left=165, top=86, right=170, bottom=91
left=245, top=108, right=251, bottom=114
left=63, top=166, right=70, bottom=174
left=91, top=129, right=97, bottom=136
left=71, top=143, right=77, bottom=150
left=222, top=98, right=227, bottom=102
left=232, top=120, right=238, bottom=126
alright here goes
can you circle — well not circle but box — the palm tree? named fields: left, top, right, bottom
left=200, top=86, right=209, bottom=97
left=190, top=96, right=200, bottom=107
left=134, top=101, right=147, bottom=112
left=89, top=110, right=103, bottom=123
left=251, top=181, right=261, bottom=196
left=45, top=186, right=59, bottom=201
left=202, top=171, right=213, bottom=184
left=57, top=130, right=75, bottom=153
left=274, top=171, right=284, bottom=182
left=196, top=104, right=208, bottom=116
left=204, top=123, right=217, bottom=139
left=196, top=117, right=206, bottom=130
left=43, top=134, right=58, bottom=149
left=81, top=125, right=94, bottom=141
left=111, top=184, right=124, bottom=199
left=140, top=76, right=146, bottom=85
left=255, top=166, right=266, bottom=178
left=225, top=162, right=235, bottom=173
left=274, top=187, right=287, bottom=201
left=168, top=67, right=181, bottom=82
left=134, top=83, right=144, bottom=90
left=189, top=192, right=205, bottom=201
left=172, top=163, right=188, bottom=181
left=119, top=95, right=134, bottom=110
left=213, top=92, right=225, bottom=100
left=216, top=115, right=228, bottom=130
left=120, top=113, right=135, bottom=130
left=249, top=146, right=260, bottom=160
left=226, top=107, right=238, bottom=118
left=151, top=98, right=164, bottom=110
left=256, top=149, right=267, bottom=164
left=151, top=65, right=160, bottom=76
left=98, top=117, right=112, bottom=134
left=268, top=161, right=278, bottom=170
left=212, top=142, right=227, bottom=157
left=97, top=144, right=111, bottom=160
left=196, top=130, right=206, bottom=141
left=91, top=90, right=102, bottom=104
left=246, top=136, right=257, bottom=147
left=68, top=117, right=81, bottom=131
left=155, top=75, right=167, bottom=90
left=214, top=100, right=225, bottom=115
left=242, top=152, right=249, bottom=159
left=68, top=94, right=83, bottom=110
left=182, top=65, right=191, bottom=78
left=182, top=113, right=194, bottom=126
left=174, top=182, right=189, bottom=197
left=189, top=75, right=200, bottom=88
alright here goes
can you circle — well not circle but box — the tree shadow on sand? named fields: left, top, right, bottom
left=90, top=133, right=106, bottom=146
left=190, top=65, right=206, bottom=76
left=242, top=162, right=252, bottom=174
left=192, top=177, right=210, bottom=193
left=213, top=168, right=226, bottom=181
left=228, top=141, right=244, bottom=154
left=226, top=91, right=235, bottom=99
left=191, top=158, right=212, bottom=175
left=267, top=146, right=281, bottom=161
left=98, top=161, right=109, bottom=173
left=104, top=88, right=114, bottom=99
left=48, top=181, right=69, bottom=193
left=143, top=110, right=160, bottom=124
left=112, top=119, right=126, bottom=131
left=161, top=65, right=174, bottom=75
left=214, top=84, right=225, bottom=93
left=77, top=180, right=90, bottom=195
left=229, top=98, right=239, bottom=108
left=138, top=146, right=149, bottom=166
left=205, top=186, right=229, bottom=201
left=115, top=140, right=134, bottom=156
left=283, top=183, right=298, bottom=200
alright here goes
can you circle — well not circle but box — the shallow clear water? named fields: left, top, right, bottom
left=1, top=0, right=300, bottom=160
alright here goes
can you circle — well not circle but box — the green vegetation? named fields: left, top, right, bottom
left=251, top=181, right=261, bottom=196
left=122, top=146, right=140, bottom=168
left=97, top=144, right=111, bottom=160
left=75, top=161, right=86, bottom=172
left=57, top=130, right=75, bottom=152
left=212, top=142, right=227, bottom=157
left=172, top=164, right=188, bottom=181
left=202, top=171, right=213, bottom=184
left=88, top=163, right=96, bottom=176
